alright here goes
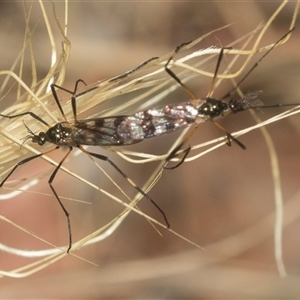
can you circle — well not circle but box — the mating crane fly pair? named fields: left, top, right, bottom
left=0, top=28, right=298, bottom=253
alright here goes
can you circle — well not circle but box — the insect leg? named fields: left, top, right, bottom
left=78, top=146, right=170, bottom=229
left=164, top=120, right=199, bottom=169
left=110, top=56, right=160, bottom=82
left=0, top=112, right=50, bottom=128
left=164, top=145, right=191, bottom=170
left=164, top=41, right=198, bottom=100
left=164, top=118, right=246, bottom=170
left=47, top=147, right=73, bottom=253
left=0, top=147, right=59, bottom=187
left=206, top=47, right=232, bottom=97
left=221, top=27, right=295, bottom=99
left=50, top=79, right=87, bottom=123
left=211, top=120, right=246, bottom=150
left=0, top=144, right=73, bottom=253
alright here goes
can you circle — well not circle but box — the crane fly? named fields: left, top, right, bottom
left=0, top=28, right=298, bottom=253
left=161, top=27, right=297, bottom=167
left=0, top=79, right=171, bottom=253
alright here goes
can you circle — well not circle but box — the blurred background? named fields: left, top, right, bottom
left=1, top=1, right=300, bottom=298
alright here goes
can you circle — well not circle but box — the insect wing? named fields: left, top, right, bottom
left=74, top=117, right=142, bottom=146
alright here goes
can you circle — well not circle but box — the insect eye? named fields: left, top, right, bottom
left=229, top=99, right=243, bottom=113
left=38, top=132, right=46, bottom=146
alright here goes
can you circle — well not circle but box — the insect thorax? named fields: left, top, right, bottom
left=197, top=98, right=229, bottom=119
left=45, top=122, right=74, bottom=146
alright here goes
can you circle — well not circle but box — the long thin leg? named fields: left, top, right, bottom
left=0, top=145, right=73, bottom=252
left=47, top=147, right=73, bottom=253
left=165, top=45, right=231, bottom=99
left=164, top=118, right=246, bottom=169
left=221, top=28, right=295, bottom=99
left=51, top=79, right=87, bottom=123
left=0, top=147, right=59, bottom=187
left=206, top=47, right=232, bottom=97
left=110, top=56, right=160, bottom=82
left=211, top=120, right=246, bottom=149
left=164, top=42, right=198, bottom=100
left=164, top=146, right=191, bottom=170
left=78, top=146, right=170, bottom=228
left=0, top=112, right=50, bottom=128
